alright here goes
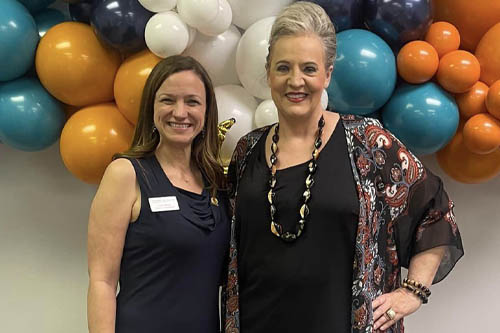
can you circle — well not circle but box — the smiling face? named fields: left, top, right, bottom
left=268, top=34, right=333, bottom=120
left=153, top=70, right=207, bottom=147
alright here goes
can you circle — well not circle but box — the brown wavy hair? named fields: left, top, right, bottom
left=115, top=55, right=225, bottom=194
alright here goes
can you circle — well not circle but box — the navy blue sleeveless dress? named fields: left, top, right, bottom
left=115, top=155, right=230, bottom=333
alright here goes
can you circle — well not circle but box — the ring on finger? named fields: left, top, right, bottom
left=385, top=308, right=396, bottom=321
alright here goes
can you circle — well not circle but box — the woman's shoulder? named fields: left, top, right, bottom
left=239, top=125, right=273, bottom=144
left=233, top=125, right=273, bottom=156
left=340, top=114, right=384, bottom=129
left=228, top=125, right=272, bottom=181
left=102, top=158, right=137, bottom=187
left=91, top=158, right=138, bottom=216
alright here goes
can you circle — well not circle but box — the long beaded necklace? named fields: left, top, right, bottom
left=268, top=115, right=325, bottom=242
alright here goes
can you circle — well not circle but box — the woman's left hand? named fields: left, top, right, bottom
left=372, top=288, right=422, bottom=331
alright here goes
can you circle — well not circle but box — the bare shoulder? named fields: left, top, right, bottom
left=93, top=158, right=137, bottom=207
left=97, top=158, right=136, bottom=191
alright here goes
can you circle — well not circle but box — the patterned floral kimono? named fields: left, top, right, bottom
left=222, top=115, right=463, bottom=332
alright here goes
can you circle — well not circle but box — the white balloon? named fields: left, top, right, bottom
left=235, top=16, right=275, bottom=100
left=187, top=25, right=197, bottom=48
left=184, top=25, right=241, bottom=86
left=321, top=89, right=329, bottom=110
left=227, top=0, right=293, bottom=29
left=215, top=85, right=258, bottom=163
left=177, top=0, right=220, bottom=28
left=145, top=11, right=190, bottom=58
left=254, top=99, right=278, bottom=128
left=196, top=0, right=232, bottom=36
left=139, top=0, right=177, bottom=12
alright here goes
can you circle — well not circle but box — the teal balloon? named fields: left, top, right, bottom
left=0, top=0, right=39, bottom=82
left=327, top=29, right=396, bottom=115
left=17, top=0, right=55, bottom=14
left=382, top=82, right=459, bottom=156
left=0, top=77, right=65, bottom=151
left=34, top=8, right=67, bottom=37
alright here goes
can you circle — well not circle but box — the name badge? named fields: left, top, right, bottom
left=148, top=196, right=179, bottom=212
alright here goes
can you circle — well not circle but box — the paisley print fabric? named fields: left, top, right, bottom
left=222, top=115, right=463, bottom=333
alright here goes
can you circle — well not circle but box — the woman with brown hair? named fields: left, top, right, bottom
left=87, top=55, right=229, bottom=333
left=223, top=2, right=463, bottom=333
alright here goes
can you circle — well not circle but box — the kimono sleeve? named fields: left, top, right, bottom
left=394, top=166, right=464, bottom=284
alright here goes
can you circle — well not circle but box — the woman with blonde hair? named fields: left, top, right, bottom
left=223, top=2, right=463, bottom=332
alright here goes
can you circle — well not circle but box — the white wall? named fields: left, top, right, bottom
left=0, top=142, right=498, bottom=332
left=0, top=143, right=94, bottom=332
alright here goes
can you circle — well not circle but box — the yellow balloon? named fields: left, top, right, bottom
left=114, top=50, right=161, bottom=124
left=60, top=103, right=134, bottom=184
left=36, top=22, right=121, bottom=106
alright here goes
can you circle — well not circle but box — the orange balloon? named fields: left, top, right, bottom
left=114, top=50, right=161, bottom=125
left=60, top=103, right=134, bottom=184
left=424, top=21, right=460, bottom=58
left=455, top=81, right=489, bottom=119
left=36, top=22, right=121, bottom=107
left=486, top=80, right=500, bottom=120
left=475, top=23, right=500, bottom=86
left=436, top=50, right=480, bottom=94
left=475, top=23, right=500, bottom=85
left=463, top=113, right=500, bottom=154
left=434, top=0, right=500, bottom=52
left=437, top=130, right=500, bottom=184
left=397, top=41, right=439, bottom=84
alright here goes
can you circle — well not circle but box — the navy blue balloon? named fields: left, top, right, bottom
left=91, top=0, right=153, bottom=54
left=34, top=8, right=67, bottom=37
left=0, top=77, right=65, bottom=151
left=69, top=0, right=93, bottom=24
left=363, top=0, right=432, bottom=50
left=382, top=82, right=459, bottom=156
left=305, top=0, right=363, bottom=32
left=17, top=0, right=55, bottom=14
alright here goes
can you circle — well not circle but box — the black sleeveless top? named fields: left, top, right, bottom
left=115, top=155, right=230, bottom=333
left=236, top=121, right=359, bottom=332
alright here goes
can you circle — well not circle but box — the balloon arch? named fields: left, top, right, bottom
left=1, top=0, right=500, bottom=184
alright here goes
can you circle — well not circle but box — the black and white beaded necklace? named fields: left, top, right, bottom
left=268, top=115, right=325, bottom=242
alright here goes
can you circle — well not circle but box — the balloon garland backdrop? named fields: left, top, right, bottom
left=1, top=0, right=500, bottom=184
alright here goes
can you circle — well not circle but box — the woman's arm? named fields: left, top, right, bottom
left=372, top=246, right=446, bottom=331
left=407, top=246, right=446, bottom=286
left=87, top=159, right=137, bottom=333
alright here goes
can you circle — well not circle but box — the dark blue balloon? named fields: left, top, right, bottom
left=305, top=0, right=363, bottom=32
left=363, top=0, right=432, bottom=50
left=69, top=0, right=93, bottom=24
left=91, top=0, right=153, bottom=54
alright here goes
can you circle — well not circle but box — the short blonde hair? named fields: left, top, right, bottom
left=266, top=1, right=337, bottom=70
